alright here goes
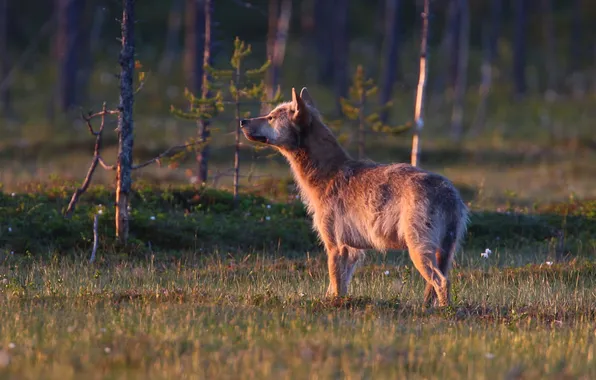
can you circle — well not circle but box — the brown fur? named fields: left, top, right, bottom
left=240, top=87, right=469, bottom=307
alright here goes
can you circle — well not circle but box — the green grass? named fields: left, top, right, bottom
left=1, top=253, right=596, bottom=379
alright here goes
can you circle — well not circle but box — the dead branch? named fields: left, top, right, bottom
left=131, top=141, right=198, bottom=170
left=65, top=102, right=110, bottom=218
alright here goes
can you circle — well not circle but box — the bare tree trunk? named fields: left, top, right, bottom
left=233, top=64, right=241, bottom=207
left=513, top=0, right=527, bottom=97
left=446, top=0, right=460, bottom=92
left=300, top=0, right=315, bottom=53
left=197, top=0, right=212, bottom=184
left=379, top=0, right=400, bottom=123
left=314, top=1, right=333, bottom=83
left=56, top=0, right=82, bottom=112
left=470, top=0, right=501, bottom=136
left=450, top=0, right=469, bottom=141
left=0, top=0, right=10, bottom=115
left=266, top=0, right=279, bottom=63
left=569, top=0, right=584, bottom=98
left=89, top=5, right=105, bottom=55
left=333, top=0, right=349, bottom=115
left=184, top=0, right=205, bottom=95
left=264, top=0, right=292, bottom=113
left=569, top=0, right=581, bottom=75
left=115, top=0, right=135, bottom=245
left=541, top=0, right=557, bottom=98
left=159, top=0, right=184, bottom=75
left=410, top=0, right=430, bottom=168
left=358, top=89, right=366, bottom=159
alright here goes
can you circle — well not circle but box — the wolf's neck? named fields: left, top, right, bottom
left=283, top=125, right=350, bottom=211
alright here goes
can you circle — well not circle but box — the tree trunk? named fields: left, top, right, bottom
left=470, top=0, right=501, bottom=136
left=233, top=65, right=241, bottom=207
left=264, top=0, right=292, bottom=113
left=0, top=0, right=10, bottom=115
left=379, top=0, right=400, bottom=123
left=569, top=0, right=581, bottom=74
left=513, top=0, right=527, bottom=97
left=542, top=0, right=556, bottom=96
left=116, top=0, right=135, bottom=245
left=410, top=0, right=430, bottom=168
left=300, top=0, right=314, bottom=54
left=446, top=0, right=460, bottom=91
left=333, top=0, right=349, bottom=115
left=159, top=0, right=184, bottom=75
left=314, top=1, right=333, bottom=83
left=184, top=0, right=205, bottom=95
left=358, top=89, right=366, bottom=159
left=56, top=0, right=82, bottom=112
left=197, top=0, right=212, bottom=184
left=450, top=0, right=469, bottom=141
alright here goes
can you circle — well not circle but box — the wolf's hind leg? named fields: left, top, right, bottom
left=408, top=244, right=450, bottom=307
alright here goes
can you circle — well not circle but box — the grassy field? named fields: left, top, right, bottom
left=1, top=251, right=596, bottom=379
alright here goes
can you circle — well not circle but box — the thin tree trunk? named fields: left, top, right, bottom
left=159, top=0, right=184, bottom=75
left=184, top=0, right=205, bottom=95
left=314, top=1, right=333, bottom=83
left=266, top=0, right=279, bottom=63
left=450, top=0, right=469, bottom=141
left=233, top=64, right=241, bottom=207
left=264, top=0, right=292, bottom=113
left=446, top=0, right=460, bottom=92
left=513, top=0, right=527, bottom=97
left=379, top=0, right=400, bottom=123
left=569, top=0, right=581, bottom=74
left=115, top=0, right=135, bottom=245
left=89, top=5, right=105, bottom=55
left=410, top=0, right=430, bottom=168
left=358, top=89, right=366, bottom=159
left=542, top=0, right=556, bottom=96
left=56, top=0, right=82, bottom=112
left=300, top=0, right=314, bottom=54
left=470, top=0, right=501, bottom=136
left=333, top=0, right=349, bottom=115
left=0, top=0, right=10, bottom=115
left=197, top=0, right=212, bottom=184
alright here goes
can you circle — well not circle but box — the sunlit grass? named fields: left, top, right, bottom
left=1, top=252, right=595, bottom=379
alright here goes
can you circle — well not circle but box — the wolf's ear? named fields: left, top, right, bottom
left=299, top=87, right=316, bottom=107
left=291, top=87, right=311, bottom=125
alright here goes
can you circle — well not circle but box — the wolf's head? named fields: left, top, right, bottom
left=240, top=87, right=319, bottom=151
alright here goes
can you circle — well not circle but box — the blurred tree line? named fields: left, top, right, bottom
left=0, top=0, right=594, bottom=132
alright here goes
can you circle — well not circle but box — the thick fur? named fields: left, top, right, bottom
left=240, top=87, right=469, bottom=307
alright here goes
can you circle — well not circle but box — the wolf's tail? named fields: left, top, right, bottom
left=438, top=200, right=469, bottom=274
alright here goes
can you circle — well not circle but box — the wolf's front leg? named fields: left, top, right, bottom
left=325, top=247, right=347, bottom=297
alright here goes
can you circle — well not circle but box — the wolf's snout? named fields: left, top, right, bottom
left=240, top=119, right=248, bottom=128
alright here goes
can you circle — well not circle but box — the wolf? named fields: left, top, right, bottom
left=240, top=87, right=469, bottom=307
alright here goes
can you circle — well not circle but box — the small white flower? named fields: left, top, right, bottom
left=299, top=292, right=305, bottom=298
left=265, top=216, right=271, bottom=221
left=546, top=261, right=553, bottom=266
left=104, top=347, right=111, bottom=354
left=481, top=248, right=492, bottom=258
left=384, top=270, right=390, bottom=276
left=266, top=204, right=271, bottom=209
left=127, top=205, right=131, bottom=212
left=7, top=227, right=11, bottom=233
left=9, top=251, right=14, bottom=255
left=10, top=193, right=15, bottom=197
left=7, top=343, right=15, bottom=350
left=150, top=216, right=156, bottom=221
left=97, top=209, right=104, bottom=215
left=1, top=278, right=8, bottom=285
left=485, top=353, right=495, bottom=359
